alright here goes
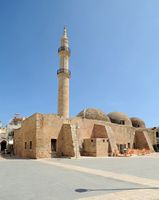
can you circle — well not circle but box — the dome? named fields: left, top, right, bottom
left=130, top=117, right=146, bottom=128
left=77, top=108, right=110, bottom=122
left=107, top=112, right=132, bottom=126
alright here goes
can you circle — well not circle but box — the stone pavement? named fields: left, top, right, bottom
left=38, top=154, right=159, bottom=200
left=39, top=158, right=159, bottom=188
left=1, top=159, right=143, bottom=200
left=0, top=154, right=159, bottom=200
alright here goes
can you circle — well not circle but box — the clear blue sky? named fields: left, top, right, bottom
left=0, top=0, right=159, bottom=127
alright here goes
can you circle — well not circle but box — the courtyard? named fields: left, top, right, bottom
left=0, top=154, right=159, bottom=200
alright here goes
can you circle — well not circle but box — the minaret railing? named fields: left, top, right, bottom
left=57, top=68, right=71, bottom=78
left=58, top=46, right=71, bottom=55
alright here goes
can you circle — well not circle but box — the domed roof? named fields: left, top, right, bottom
left=107, top=112, right=132, bottom=126
left=77, top=108, right=110, bottom=122
left=130, top=117, right=146, bottom=128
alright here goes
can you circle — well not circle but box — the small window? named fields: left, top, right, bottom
left=91, top=139, right=93, bottom=142
left=128, top=143, right=130, bottom=148
left=25, top=142, right=27, bottom=149
left=29, top=141, right=32, bottom=149
left=103, top=139, right=105, bottom=142
left=111, top=118, right=116, bottom=124
left=156, top=132, right=159, bottom=137
left=120, top=120, right=125, bottom=125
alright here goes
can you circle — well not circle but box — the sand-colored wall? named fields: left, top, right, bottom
left=35, top=114, right=64, bottom=158
left=148, top=129, right=157, bottom=145
left=57, top=124, right=74, bottom=157
left=96, top=138, right=108, bottom=156
left=14, top=114, right=155, bottom=159
left=83, top=138, right=108, bottom=156
left=70, top=117, right=135, bottom=148
left=135, top=128, right=157, bottom=146
left=14, top=113, right=37, bottom=158
left=108, top=123, right=135, bottom=147
left=14, top=113, right=64, bottom=158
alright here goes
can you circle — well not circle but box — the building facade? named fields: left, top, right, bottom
left=14, top=28, right=157, bottom=159
left=0, top=121, right=7, bottom=152
left=7, top=114, right=24, bottom=154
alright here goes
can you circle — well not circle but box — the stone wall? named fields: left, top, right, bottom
left=83, top=138, right=108, bottom=156
left=35, top=114, right=64, bottom=158
left=109, top=123, right=135, bottom=148
left=14, top=113, right=64, bottom=158
left=148, top=129, right=157, bottom=145
left=70, top=117, right=135, bottom=149
left=134, top=129, right=155, bottom=152
left=91, top=124, right=108, bottom=138
left=14, top=114, right=155, bottom=159
left=14, top=113, right=37, bottom=158
left=96, top=138, right=109, bottom=156
left=135, top=131, right=149, bottom=149
left=57, top=124, right=75, bottom=157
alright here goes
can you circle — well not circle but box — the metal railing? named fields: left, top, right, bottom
left=57, top=68, right=71, bottom=77
left=58, top=46, right=71, bottom=54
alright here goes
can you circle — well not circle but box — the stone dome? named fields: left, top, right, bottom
left=107, top=112, right=132, bottom=126
left=130, top=117, right=146, bottom=128
left=77, top=108, right=110, bottom=122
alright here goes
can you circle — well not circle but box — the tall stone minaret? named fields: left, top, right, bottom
left=57, top=27, right=71, bottom=118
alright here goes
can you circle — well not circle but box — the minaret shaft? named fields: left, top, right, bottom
left=58, top=76, right=69, bottom=117
left=57, top=27, right=71, bottom=118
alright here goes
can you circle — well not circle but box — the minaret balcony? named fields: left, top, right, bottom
left=58, top=46, right=71, bottom=55
left=57, top=68, right=71, bottom=78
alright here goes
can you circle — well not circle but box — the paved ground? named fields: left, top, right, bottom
left=0, top=154, right=159, bottom=200
left=56, top=154, right=159, bottom=180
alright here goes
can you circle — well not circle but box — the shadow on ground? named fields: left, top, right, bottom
left=75, top=187, right=159, bottom=193
left=0, top=153, right=30, bottom=160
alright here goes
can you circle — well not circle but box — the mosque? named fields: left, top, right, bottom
left=14, top=28, right=158, bottom=158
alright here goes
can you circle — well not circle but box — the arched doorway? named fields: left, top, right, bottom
left=1, top=140, right=7, bottom=151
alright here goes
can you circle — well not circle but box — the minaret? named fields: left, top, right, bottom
left=57, top=27, right=71, bottom=118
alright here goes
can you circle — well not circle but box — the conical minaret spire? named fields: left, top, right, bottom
left=57, top=27, right=71, bottom=118
left=63, top=27, right=67, bottom=38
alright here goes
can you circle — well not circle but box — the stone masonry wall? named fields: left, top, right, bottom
left=14, top=115, right=155, bottom=159
left=70, top=117, right=135, bottom=149
left=14, top=113, right=37, bottom=158
left=57, top=124, right=75, bottom=157
left=83, top=138, right=108, bottom=157
left=36, top=114, right=64, bottom=158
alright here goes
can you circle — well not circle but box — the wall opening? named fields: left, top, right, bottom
left=119, top=144, right=126, bottom=154
left=29, top=141, right=32, bottom=149
left=25, top=142, right=27, bottom=149
left=120, top=120, right=125, bottom=125
left=153, top=144, right=159, bottom=152
left=51, top=139, right=57, bottom=152
left=1, top=140, right=7, bottom=151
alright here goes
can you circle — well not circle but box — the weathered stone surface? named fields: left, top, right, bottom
left=77, top=108, right=110, bottom=122
left=130, top=117, right=146, bottom=128
left=14, top=113, right=157, bottom=159
left=108, top=112, right=132, bottom=126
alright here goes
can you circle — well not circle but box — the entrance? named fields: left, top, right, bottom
left=51, top=139, right=57, bottom=152
left=119, top=144, right=126, bottom=154
left=1, top=140, right=7, bottom=151
left=51, top=139, right=57, bottom=158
